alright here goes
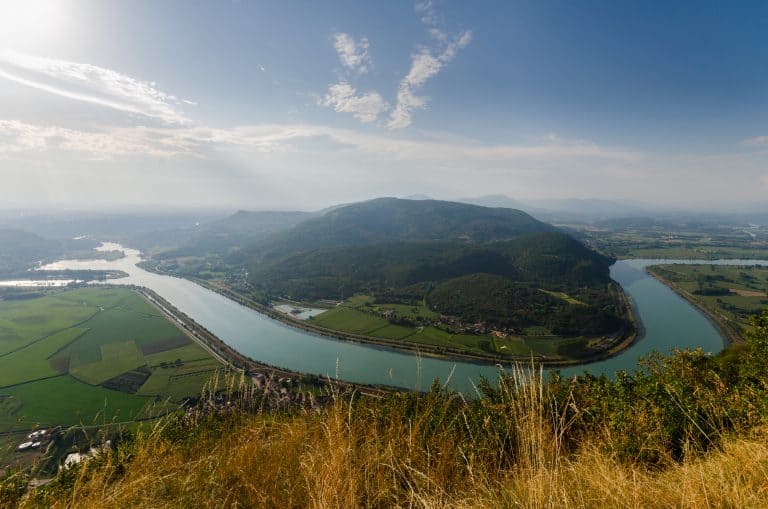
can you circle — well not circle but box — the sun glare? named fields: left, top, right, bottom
left=0, top=0, right=66, bottom=49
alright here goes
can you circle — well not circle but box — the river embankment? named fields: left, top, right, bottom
left=644, top=266, right=742, bottom=346
left=132, top=285, right=391, bottom=397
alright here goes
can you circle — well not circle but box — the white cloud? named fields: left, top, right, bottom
left=333, top=33, right=371, bottom=74
left=0, top=120, right=200, bottom=159
left=0, top=119, right=641, bottom=166
left=743, top=135, right=768, bottom=147
left=388, top=30, right=471, bottom=129
left=0, top=51, right=191, bottom=125
left=11, top=118, right=768, bottom=209
left=319, top=81, right=388, bottom=123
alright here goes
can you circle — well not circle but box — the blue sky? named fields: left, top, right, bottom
left=0, top=0, right=766, bottom=210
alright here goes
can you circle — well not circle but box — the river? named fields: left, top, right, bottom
left=30, top=244, right=768, bottom=394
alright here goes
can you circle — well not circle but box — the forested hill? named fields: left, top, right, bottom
left=0, top=229, right=99, bottom=275
left=0, top=229, right=59, bottom=274
left=247, top=197, right=554, bottom=262
left=245, top=199, right=622, bottom=335
left=147, top=210, right=313, bottom=258
left=249, top=232, right=612, bottom=301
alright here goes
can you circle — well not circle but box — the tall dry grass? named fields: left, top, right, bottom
left=10, top=366, right=768, bottom=508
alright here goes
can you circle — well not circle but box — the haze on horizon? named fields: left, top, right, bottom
left=0, top=0, right=767, bottom=212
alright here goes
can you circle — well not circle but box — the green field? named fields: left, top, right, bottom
left=538, top=290, right=585, bottom=305
left=622, top=246, right=768, bottom=260
left=648, top=264, right=768, bottom=338
left=574, top=221, right=768, bottom=261
left=310, top=297, right=598, bottom=359
left=0, top=287, right=222, bottom=433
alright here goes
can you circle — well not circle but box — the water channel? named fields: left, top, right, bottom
left=26, top=244, right=768, bottom=394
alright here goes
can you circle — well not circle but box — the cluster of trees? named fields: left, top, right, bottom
left=427, top=274, right=624, bottom=335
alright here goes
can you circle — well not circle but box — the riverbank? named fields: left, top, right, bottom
left=131, top=285, right=391, bottom=398
left=140, top=263, right=639, bottom=368
left=644, top=266, right=741, bottom=346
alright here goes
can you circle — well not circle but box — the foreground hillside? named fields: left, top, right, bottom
left=5, top=312, right=768, bottom=508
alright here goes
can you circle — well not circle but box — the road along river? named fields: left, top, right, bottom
left=35, top=245, right=768, bottom=394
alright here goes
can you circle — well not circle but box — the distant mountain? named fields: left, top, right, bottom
left=0, top=229, right=98, bottom=275
left=457, top=194, right=526, bottom=210
left=0, top=212, right=223, bottom=240
left=402, top=194, right=434, bottom=200
left=153, top=210, right=312, bottom=259
left=248, top=197, right=554, bottom=262
left=526, top=199, right=647, bottom=220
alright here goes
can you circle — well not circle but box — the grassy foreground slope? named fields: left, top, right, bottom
left=7, top=311, right=768, bottom=508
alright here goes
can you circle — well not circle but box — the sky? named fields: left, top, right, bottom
left=0, top=0, right=767, bottom=211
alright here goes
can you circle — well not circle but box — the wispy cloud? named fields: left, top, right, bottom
left=0, top=120, right=199, bottom=159
left=318, top=81, right=388, bottom=123
left=333, top=33, right=372, bottom=74
left=388, top=1, right=472, bottom=130
left=319, top=33, right=384, bottom=122
left=0, top=119, right=641, bottom=166
left=321, top=3, right=471, bottom=129
left=743, top=135, right=768, bottom=147
left=0, top=51, right=191, bottom=125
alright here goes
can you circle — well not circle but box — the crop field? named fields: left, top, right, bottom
left=311, top=307, right=391, bottom=334
left=0, top=287, right=221, bottom=433
left=311, top=300, right=586, bottom=359
left=648, top=264, right=768, bottom=337
left=622, top=246, right=768, bottom=260
left=575, top=221, right=768, bottom=261
left=539, top=289, right=585, bottom=305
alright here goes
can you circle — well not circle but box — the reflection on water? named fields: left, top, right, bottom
left=0, top=279, right=80, bottom=287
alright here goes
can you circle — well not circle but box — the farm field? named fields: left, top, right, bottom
left=621, top=246, right=768, bottom=260
left=574, top=221, right=768, bottom=261
left=309, top=297, right=601, bottom=359
left=0, top=287, right=222, bottom=434
left=647, top=264, right=768, bottom=338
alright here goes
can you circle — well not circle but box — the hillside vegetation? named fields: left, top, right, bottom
left=0, top=230, right=98, bottom=276
left=248, top=197, right=554, bottom=262
left=245, top=199, right=623, bottom=337
left=147, top=210, right=312, bottom=260
left=6, top=311, right=768, bottom=508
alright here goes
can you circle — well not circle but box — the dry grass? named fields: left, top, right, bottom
left=12, top=368, right=768, bottom=509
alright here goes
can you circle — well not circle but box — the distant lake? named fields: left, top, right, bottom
left=31, top=244, right=768, bottom=394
